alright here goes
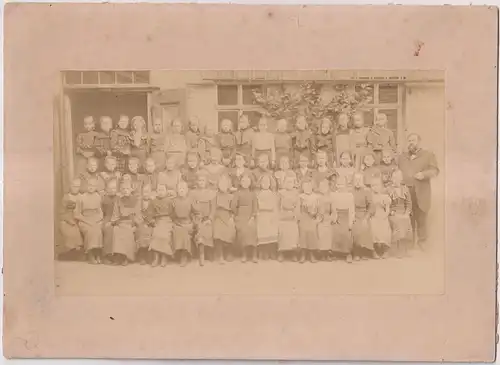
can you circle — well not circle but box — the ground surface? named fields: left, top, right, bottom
left=55, top=245, right=444, bottom=296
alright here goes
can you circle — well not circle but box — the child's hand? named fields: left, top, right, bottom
left=414, top=172, right=424, bottom=180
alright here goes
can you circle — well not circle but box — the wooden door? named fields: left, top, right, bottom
left=150, top=89, right=187, bottom=133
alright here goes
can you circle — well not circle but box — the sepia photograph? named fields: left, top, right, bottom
left=53, top=69, right=445, bottom=296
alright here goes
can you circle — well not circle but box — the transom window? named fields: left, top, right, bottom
left=63, top=71, right=150, bottom=86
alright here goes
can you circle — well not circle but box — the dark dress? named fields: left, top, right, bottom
left=135, top=199, right=154, bottom=249
left=101, top=194, right=118, bottom=255
left=274, top=132, right=292, bottom=164
left=75, top=130, right=99, bottom=176
left=235, top=127, right=255, bottom=161
left=149, top=132, right=166, bottom=171
left=298, top=193, right=319, bottom=250
left=232, top=189, right=258, bottom=247
left=388, top=185, right=413, bottom=242
left=292, top=130, right=313, bottom=166
left=148, top=197, right=174, bottom=256
left=171, top=196, right=194, bottom=253
left=59, top=193, right=84, bottom=252
left=213, top=192, right=236, bottom=244
left=110, top=128, right=131, bottom=172
left=217, top=132, right=237, bottom=161
left=352, top=187, right=373, bottom=250
left=191, top=189, right=216, bottom=248
left=111, top=195, right=140, bottom=261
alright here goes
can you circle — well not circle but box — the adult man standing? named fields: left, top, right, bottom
left=398, top=133, right=439, bottom=250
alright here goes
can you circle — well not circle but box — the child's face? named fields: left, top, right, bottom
left=132, top=119, right=144, bottom=131
left=258, top=155, right=269, bottom=169
left=118, top=116, right=129, bottom=129
left=316, top=154, right=327, bottom=166
left=100, top=117, right=112, bottom=132
left=197, top=176, right=207, bottom=189
left=205, top=126, right=215, bottom=137
left=106, top=182, right=117, bottom=196
left=319, top=180, right=329, bottom=195
left=187, top=155, right=198, bottom=169
left=296, top=117, right=306, bottom=130
left=337, top=114, right=348, bottom=128
left=382, top=152, right=392, bottom=165
left=189, top=118, right=199, bottom=132
left=302, top=181, right=313, bottom=194
left=258, top=119, right=267, bottom=132
left=238, top=117, right=249, bottom=130
left=153, top=120, right=162, bottom=133
left=364, top=155, right=375, bottom=167
left=279, top=157, right=290, bottom=171
left=353, top=114, right=364, bottom=128
left=235, top=155, right=245, bottom=168
left=70, top=181, right=81, bottom=194
left=320, top=120, right=331, bottom=134
left=87, top=182, right=97, bottom=193
left=353, top=174, right=364, bottom=188
left=260, top=177, right=271, bottom=190
left=210, top=150, right=221, bottom=164
left=83, top=117, right=95, bottom=132
left=166, top=158, right=176, bottom=171
left=121, top=185, right=132, bottom=197
left=172, top=121, right=182, bottom=134
left=128, top=160, right=139, bottom=173
left=240, top=176, right=251, bottom=189
left=375, top=114, right=387, bottom=127
left=371, top=179, right=382, bottom=193
left=340, top=153, right=351, bottom=167
left=218, top=178, right=229, bottom=193
left=284, top=177, right=295, bottom=191
left=157, top=185, right=167, bottom=198
left=105, top=159, right=116, bottom=172
left=222, top=157, right=232, bottom=167
left=87, top=160, right=98, bottom=173
left=177, top=183, right=188, bottom=197
left=299, top=156, right=309, bottom=169
left=277, top=119, right=287, bottom=132
left=142, top=186, right=152, bottom=199
left=145, top=160, right=156, bottom=174
left=221, top=120, right=232, bottom=133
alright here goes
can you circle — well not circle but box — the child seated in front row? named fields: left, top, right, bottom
left=213, top=174, right=236, bottom=263
left=148, top=184, right=174, bottom=267
left=136, top=184, right=154, bottom=265
left=366, top=112, right=396, bottom=164
left=171, top=181, right=194, bottom=267
left=59, top=178, right=84, bottom=258
left=101, top=179, right=118, bottom=265
left=256, top=175, right=279, bottom=260
left=369, top=177, right=392, bottom=259
left=277, top=175, right=300, bottom=262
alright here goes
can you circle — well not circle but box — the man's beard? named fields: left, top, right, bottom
left=408, top=145, right=417, bottom=153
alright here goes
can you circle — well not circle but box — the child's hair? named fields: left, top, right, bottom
left=71, top=177, right=82, bottom=186
left=172, top=117, right=183, bottom=131
left=240, top=173, right=253, bottom=188
left=381, top=148, right=394, bottom=162
left=339, top=151, right=353, bottom=166
left=99, top=115, right=112, bottom=125
left=131, top=116, right=147, bottom=132
left=362, top=152, right=376, bottom=168
left=145, top=157, right=155, bottom=165
left=301, top=178, right=313, bottom=191
left=319, top=118, right=332, bottom=133
left=87, top=177, right=99, bottom=187
left=87, top=156, right=99, bottom=166
left=128, top=157, right=140, bottom=165
left=104, top=155, right=117, bottom=164
left=353, top=172, right=365, bottom=185
left=106, top=178, right=118, bottom=188
left=83, top=115, right=94, bottom=123
left=176, top=180, right=188, bottom=192
left=189, top=116, right=200, bottom=126
left=142, top=183, right=152, bottom=192
left=235, top=152, right=247, bottom=166
left=221, top=119, right=234, bottom=132
left=186, top=151, right=200, bottom=162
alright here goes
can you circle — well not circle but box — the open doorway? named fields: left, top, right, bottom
left=68, top=90, right=149, bottom=163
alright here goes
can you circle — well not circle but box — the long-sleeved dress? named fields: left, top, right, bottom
left=110, top=128, right=131, bottom=172
left=252, top=131, right=275, bottom=163
left=235, top=127, right=254, bottom=162
left=292, top=130, right=313, bottom=166
left=181, top=167, right=199, bottom=190
left=312, top=167, right=336, bottom=190
left=75, top=130, right=99, bottom=176
left=148, top=196, right=174, bottom=256
left=158, top=170, right=182, bottom=198
left=191, top=189, right=216, bottom=248
left=274, top=132, right=292, bottom=164
left=130, top=130, right=149, bottom=168
left=277, top=189, right=300, bottom=251
left=76, top=192, right=103, bottom=252
left=370, top=192, right=392, bottom=246
left=213, top=192, right=236, bottom=244
left=331, top=190, right=355, bottom=254
left=298, top=193, right=319, bottom=250
left=335, top=127, right=351, bottom=166
left=274, top=170, right=297, bottom=190
left=139, top=172, right=159, bottom=192
left=362, top=166, right=381, bottom=188
left=59, top=193, right=83, bottom=252
left=149, top=131, right=166, bottom=171
left=216, top=132, right=237, bottom=162
left=317, top=193, right=336, bottom=251
left=171, top=196, right=194, bottom=253
left=101, top=194, right=118, bottom=255
left=95, top=131, right=112, bottom=159
left=315, top=132, right=335, bottom=166
left=232, top=189, right=258, bottom=247
left=256, top=189, right=279, bottom=245
left=335, top=166, right=355, bottom=189
left=366, top=127, right=396, bottom=163
left=202, top=163, right=227, bottom=191
left=349, top=127, right=369, bottom=170
left=198, top=136, right=218, bottom=165
left=352, top=187, right=373, bottom=250
left=111, top=195, right=140, bottom=261
left=135, top=198, right=154, bottom=250
left=388, top=185, right=413, bottom=242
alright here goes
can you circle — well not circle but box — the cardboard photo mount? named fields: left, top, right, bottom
left=3, top=4, right=498, bottom=361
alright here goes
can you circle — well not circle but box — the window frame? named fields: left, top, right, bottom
left=62, top=71, right=151, bottom=88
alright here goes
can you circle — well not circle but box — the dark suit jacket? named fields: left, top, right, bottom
left=398, top=149, right=439, bottom=212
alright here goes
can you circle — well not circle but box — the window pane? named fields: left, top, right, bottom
left=217, top=85, right=238, bottom=106
left=218, top=111, right=239, bottom=131
left=354, top=83, right=374, bottom=103
left=65, top=71, right=82, bottom=85
left=242, top=85, right=262, bottom=105
left=82, top=71, right=99, bottom=84
left=358, top=109, right=374, bottom=127
left=379, top=83, right=398, bottom=104
left=99, top=71, right=115, bottom=84
left=377, top=109, right=398, bottom=138
left=116, top=71, right=133, bottom=84
left=134, top=71, right=150, bottom=84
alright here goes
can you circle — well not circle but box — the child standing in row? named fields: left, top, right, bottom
left=351, top=173, right=374, bottom=260
left=213, top=174, right=236, bottom=263
left=366, top=113, right=396, bottom=164
left=75, top=116, right=100, bottom=176
left=255, top=175, right=279, bottom=260
left=388, top=169, right=413, bottom=257
left=277, top=175, right=300, bottom=261
left=331, top=177, right=355, bottom=263
left=298, top=179, right=319, bottom=263
left=148, top=184, right=174, bottom=267
left=101, top=179, right=118, bottom=264
left=370, top=177, right=392, bottom=258
left=171, top=181, right=194, bottom=267
left=111, top=115, right=132, bottom=172
left=149, top=119, right=167, bottom=171
left=59, top=178, right=84, bottom=256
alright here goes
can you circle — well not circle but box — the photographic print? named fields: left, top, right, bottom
left=54, top=70, right=445, bottom=296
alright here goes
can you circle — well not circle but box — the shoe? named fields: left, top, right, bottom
left=121, top=259, right=128, bottom=266
left=151, top=255, right=160, bottom=267
left=353, top=255, right=360, bottom=262
left=346, top=254, right=353, bottom=264
left=372, top=251, right=380, bottom=259
left=277, top=253, right=284, bottom=262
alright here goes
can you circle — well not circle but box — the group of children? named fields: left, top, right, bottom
left=59, top=111, right=414, bottom=267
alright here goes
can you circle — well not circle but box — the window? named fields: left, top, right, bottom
left=216, top=84, right=264, bottom=131
left=63, top=71, right=151, bottom=86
